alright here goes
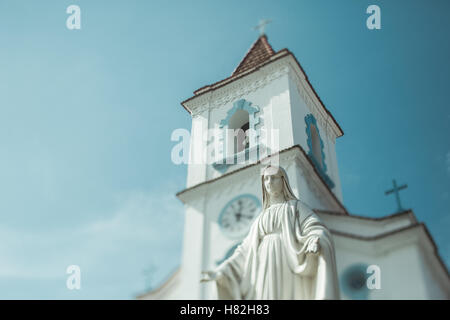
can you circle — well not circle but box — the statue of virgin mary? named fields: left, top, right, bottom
left=201, top=165, right=340, bottom=300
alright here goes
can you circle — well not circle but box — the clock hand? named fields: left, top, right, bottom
left=229, top=204, right=239, bottom=223
left=234, top=201, right=243, bottom=222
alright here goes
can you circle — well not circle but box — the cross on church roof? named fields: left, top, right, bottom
left=253, top=19, right=272, bottom=36
left=385, top=179, right=408, bottom=213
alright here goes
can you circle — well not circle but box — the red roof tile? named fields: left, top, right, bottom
left=232, top=35, right=275, bottom=76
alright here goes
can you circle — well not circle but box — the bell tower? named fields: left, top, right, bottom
left=181, top=35, right=344, bottom=197
left=174, top=35, right=346, bottom=299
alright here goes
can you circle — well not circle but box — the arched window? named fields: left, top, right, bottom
left=304, top=113, right=335, bottom=189
left=310, top=124, right=323, bottom=169
left=214, top=99, right=260, bottom=173
left=228, top=109, right=250, bottom=154
left=305, top=114, right=326, bottom=171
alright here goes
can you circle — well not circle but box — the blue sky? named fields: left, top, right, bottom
left=0, top=0, right=448, bottom=299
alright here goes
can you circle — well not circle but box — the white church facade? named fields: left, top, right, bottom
left=138, top=36, right=450, bottom=300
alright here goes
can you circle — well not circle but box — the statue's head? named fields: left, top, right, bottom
left=261, top=165, right=298, bottom=210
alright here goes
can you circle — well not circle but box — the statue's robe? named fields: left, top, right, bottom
left=215, top=199, right=340, bottom=300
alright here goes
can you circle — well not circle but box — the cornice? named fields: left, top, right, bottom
left=331, top=223, right=450, bottom=281
left=176, top=144, right=348, bottom=214
left=188, top=59, right=290, bottom=117
left=286, top=56, right=340, bottom=143
left=185, top=55, right=341, bottom=147
left=182, top=51, right=343, bottom=142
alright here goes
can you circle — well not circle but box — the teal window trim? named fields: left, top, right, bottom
left=305, top=114, right=335, bottom=189
left=213, top=99, right=261, bottom=173
left=219, top=99, right=260, bottom=128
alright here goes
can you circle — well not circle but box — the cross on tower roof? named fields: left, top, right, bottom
left=385, top=179, right=408, bottom=213
left=253, top=19, right=272, bottom=36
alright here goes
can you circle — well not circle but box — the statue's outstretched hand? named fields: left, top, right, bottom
left=305, top=236, right=320, bottom=255
left=200, top=270, right=224, bottom=283
left=294, top=237, right=321, bottom=275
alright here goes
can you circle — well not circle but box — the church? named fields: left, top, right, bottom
left=138, top=35, right=450, bottom=300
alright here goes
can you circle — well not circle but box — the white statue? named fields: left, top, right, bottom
left=201, top=165, right=340, bottom=299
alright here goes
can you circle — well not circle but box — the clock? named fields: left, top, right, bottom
left=218, top=194, right=261, bottom=239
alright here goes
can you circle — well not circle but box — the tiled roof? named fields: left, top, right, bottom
left=232, top=35, right=276, bottom=76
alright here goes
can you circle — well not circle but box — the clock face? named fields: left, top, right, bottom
left=218, top=194, right=261, bottom=239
